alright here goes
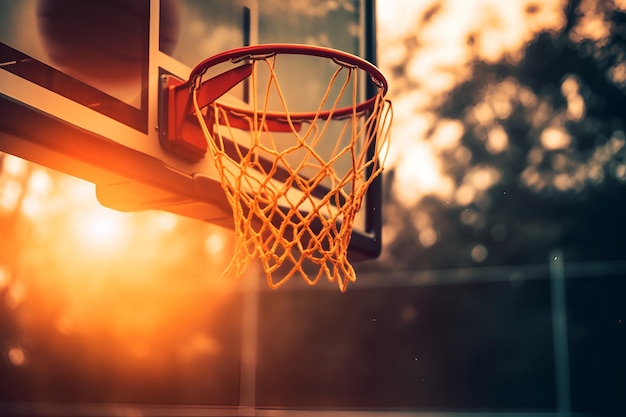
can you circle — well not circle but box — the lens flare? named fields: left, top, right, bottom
left=70, top=204, right=131, bottom=253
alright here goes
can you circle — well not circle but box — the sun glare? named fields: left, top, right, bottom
left=0, top=156, right=242, bottom=370
left=3, top=154, right=28, bottom=177
left=393, top=143, right=454, bottom=207
left=70, top=205, right=130, bottom=252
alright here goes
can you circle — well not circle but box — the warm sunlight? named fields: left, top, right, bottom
left=54, top=179, right=133, bottom=254
left=0, top=159, right=239, bottom=371
left=393, top=143, right=454, bottom=207
left=3, top=1, right=626, bottom=414
left=540, top=126, right=571, bottom=150
left=378, top=0, right=568, bottom=207
left=70, top=204, right=130, bottom=252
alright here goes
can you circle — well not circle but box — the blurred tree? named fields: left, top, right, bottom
left=380, top=0, right=626, bottom=270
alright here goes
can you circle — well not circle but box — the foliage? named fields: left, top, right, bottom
left=380, top=0, right=626, bottom=269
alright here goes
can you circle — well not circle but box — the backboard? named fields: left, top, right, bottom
left=0, top=0, right=382, bottom=261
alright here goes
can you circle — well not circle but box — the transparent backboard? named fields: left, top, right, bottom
left=0, top=0, right=382, bottom=261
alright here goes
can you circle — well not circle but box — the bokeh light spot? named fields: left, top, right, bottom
left=540, top=127, right=571, bottom=150
left=205, top=233, right=226, bottom=256
left=471, top=244, right=488, bottom=263
left=8, top=347, right=26, bottom=366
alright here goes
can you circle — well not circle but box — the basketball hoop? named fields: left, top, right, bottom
left=166, top=44, right=392, bottom=291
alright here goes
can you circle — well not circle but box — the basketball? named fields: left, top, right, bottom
left=36, top=0, right=179, bottom=85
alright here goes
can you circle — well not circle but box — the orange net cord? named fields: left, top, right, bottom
left=192, top=54, right=392, bottom=292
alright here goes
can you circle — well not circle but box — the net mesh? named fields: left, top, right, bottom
left=192, top=53, right=391, bottom=292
